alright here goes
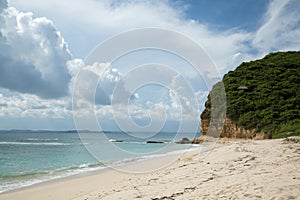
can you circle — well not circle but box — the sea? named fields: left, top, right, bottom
left=0, top=130, right=201, bottom=193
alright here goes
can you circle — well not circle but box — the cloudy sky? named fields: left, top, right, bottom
left=0, top=0, right=299, bottom=131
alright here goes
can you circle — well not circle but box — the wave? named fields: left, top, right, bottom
left=0, top=141, right=72, bottom=146
left=2, top=163, right=104, bottom=180
left=1, top=171, right=49, bottom=180
left=26, top=138, right=59, bottom=141
left=109, top=139, right=124, bottom=143
left=0, top=162, right=105, bottom=194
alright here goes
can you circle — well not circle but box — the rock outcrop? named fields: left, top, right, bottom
left=200, top=117, right=271, bottom=140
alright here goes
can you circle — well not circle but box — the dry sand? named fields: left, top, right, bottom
left=1, top=139, right=299, bottom=200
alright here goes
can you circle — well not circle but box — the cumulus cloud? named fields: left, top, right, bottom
left=71, top=61, right=135, bottom=106
left=71, top=62, right=201, bottom=130
left=90, top=65, right=201, bottom=123
left=0, top=92, right=71, bottom=118
left=0, top=0, right=72, bottom=98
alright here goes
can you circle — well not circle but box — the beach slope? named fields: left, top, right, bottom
left=1, top=139, right=299, bottom=199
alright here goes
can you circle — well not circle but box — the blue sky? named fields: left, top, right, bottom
left=179, top=0, right=271, bottom=31
left=0, top=0, right=299, bottom=131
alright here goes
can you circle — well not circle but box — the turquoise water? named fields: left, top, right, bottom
left=0, top=131, right=199, bottom=193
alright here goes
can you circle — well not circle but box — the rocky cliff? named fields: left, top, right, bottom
left=199, top=51, right=300, bottom=140
left=200, top=117, right=271, bottom=140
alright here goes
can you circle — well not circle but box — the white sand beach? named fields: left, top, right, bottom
left=1, top=138, right=299, bottom=200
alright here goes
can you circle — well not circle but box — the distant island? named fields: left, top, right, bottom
left=200, top=51, right=300, bottom=139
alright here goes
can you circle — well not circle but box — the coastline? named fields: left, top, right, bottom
left=1, top=139, right=299, bottom=199
left=0, top=143, right=203, bottom=195
left=0, top=131, right=200, bottom=194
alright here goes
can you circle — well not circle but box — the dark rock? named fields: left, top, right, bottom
left=147, top=141, right=164, bottom=144
left=175, top=137, right=190, bottom=144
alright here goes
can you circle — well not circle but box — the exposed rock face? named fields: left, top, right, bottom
left=200, top=119, right=209, bottom=137
left=200, top=117, right=271, bottom=140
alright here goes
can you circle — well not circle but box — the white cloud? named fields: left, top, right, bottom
left=8, top=0, right=251, bottom=73
left=8, top=0, right=300, bottom=70
left=0, top=91, right=71, bottom=118
left=8, top=0, right=186, bottom=58
left=0, top=1, right=72, bottom=98
left=89, top=64, right=201, bottom=123
left=71, top=61, right=135, bottom=106
left=253, top=0, right=300, bottom=54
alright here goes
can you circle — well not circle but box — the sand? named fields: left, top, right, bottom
left=1, top=139, right=299, bottom=200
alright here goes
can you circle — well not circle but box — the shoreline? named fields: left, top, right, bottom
left=0, top=165, right=109, bottom=195
left=1, top=139, right=299, bottom=199
left=0, top=144, right=204, bottom=195
left=0, top=146, right=205, bottom=199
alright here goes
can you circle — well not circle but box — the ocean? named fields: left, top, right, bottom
left=0, top=130, right=200, bottom=193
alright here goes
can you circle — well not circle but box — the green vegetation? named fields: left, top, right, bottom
left=201, top=51, right=300, bottom=138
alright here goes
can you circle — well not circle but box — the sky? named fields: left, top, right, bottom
left=0, top=0, right=299, bottom=131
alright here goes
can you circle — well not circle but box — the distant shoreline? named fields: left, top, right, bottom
left=0, top=129, right=200, bottom=134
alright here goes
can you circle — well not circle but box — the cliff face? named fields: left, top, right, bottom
left=200, top=117, right=271, bottom=140
left=199, top=51, right=300, bottom=139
